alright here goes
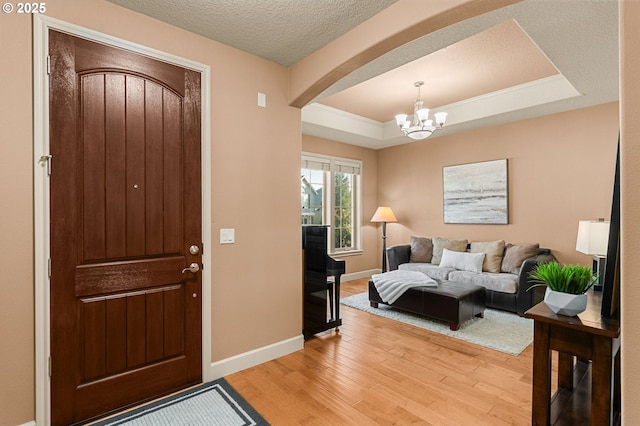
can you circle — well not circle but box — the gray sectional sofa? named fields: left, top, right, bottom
left=386, top=236, right=557, bottom=315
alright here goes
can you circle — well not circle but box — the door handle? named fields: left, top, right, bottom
left=181, top=262, right=200, bottom=274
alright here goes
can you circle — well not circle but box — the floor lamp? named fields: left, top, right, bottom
left=371, top=207, right=397, bottom=272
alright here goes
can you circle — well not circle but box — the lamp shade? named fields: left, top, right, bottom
left=434, top=111, right=448, bottom=126
left=576, top=220, right=610, bottom=255
left=371, top=206, right=397, bottom=223
left=416, top=108, right=429, bottom=121
left=395, top=114, right=407, bottom=126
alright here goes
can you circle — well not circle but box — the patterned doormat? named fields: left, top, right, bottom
left=341, top=291, right=533, bottom=355
left=90, top=378, right=269, bottom=426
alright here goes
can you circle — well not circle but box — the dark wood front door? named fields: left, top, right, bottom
left=48, top=30, right=202, bottom=425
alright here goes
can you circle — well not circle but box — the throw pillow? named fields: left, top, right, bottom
left=439, top=248, right=485, bottom=273
left=470, top=240, right=506, bottom=273
left=431, top=237, right=468, bottom=265
left=501, top=243, right=540, bottom=274
left=409, top=236, right=433, bottom=263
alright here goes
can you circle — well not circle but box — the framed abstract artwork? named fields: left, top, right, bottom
left=443, top=159, right=508, bottom=224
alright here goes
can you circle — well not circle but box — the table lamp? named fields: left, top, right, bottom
left=576, top=218, right=610, bottom=291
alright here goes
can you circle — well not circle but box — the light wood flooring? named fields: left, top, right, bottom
left=226, top=277, right=556, bottom=426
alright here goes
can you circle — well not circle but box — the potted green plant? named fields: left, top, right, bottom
left=528, top=262, right=598, bottom=316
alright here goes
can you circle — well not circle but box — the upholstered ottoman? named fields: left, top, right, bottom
left=368, top=279, right=485, bottom=330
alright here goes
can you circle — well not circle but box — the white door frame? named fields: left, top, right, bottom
left=33, top=14, right=213, bottom=426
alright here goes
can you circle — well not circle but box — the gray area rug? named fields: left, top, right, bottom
left=91, top=378, right=269, bottom=426
left=341, top=292, right=533, bottom=355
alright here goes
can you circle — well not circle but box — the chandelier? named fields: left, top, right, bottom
left=395, top=81, right=447, bottom=140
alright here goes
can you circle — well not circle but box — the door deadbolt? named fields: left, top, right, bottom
left=189, top=245, right=200, bottom=255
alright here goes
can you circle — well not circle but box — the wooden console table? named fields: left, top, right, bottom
left=524, top=292, right=620, bottom=425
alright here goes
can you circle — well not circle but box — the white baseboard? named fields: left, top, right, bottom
left=342, top=269, right=378, bottom=281
left=205, top=270, right=376, bottom=380
left=19, top=421, right=36, bottom=426
left=207, top=335, right=304, bottom=379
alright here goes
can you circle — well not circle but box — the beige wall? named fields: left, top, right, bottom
left=377, top=102, right=619, bottom=266
left=303, top=103, right=620, bottom=275
left=0, top=1, right=301, bottom=424
left=620, top=1, right=640, bottom=422
left=302, top=135, right=379, bottom=274
left=0, top=8, right=34, bottom=425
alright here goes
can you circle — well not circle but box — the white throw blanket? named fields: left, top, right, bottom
left=371, top=270, right=437, bottom=304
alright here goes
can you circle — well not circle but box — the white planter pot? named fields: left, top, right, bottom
left=543, top=288, right=588, bottom=316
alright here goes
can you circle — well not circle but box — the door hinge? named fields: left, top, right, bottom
left=48, top=258, right=51, bottom=279
left=46, top=55, right=51, bottom=75
left=48, top=356, right=52, bottom=377
left=39, top=155, right=52, bottom=176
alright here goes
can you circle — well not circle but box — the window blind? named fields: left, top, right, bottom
left=334, top=160, right=361, bottom=175
left=301, top=156, right=330, bottom=171
left=302, top=154, right=361, bottom=175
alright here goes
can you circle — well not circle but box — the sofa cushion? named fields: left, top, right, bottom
left=501, top=243, right=540, bottom=274
left=470, top=240, right=506, bottom=273
left=448, top=270, right=519, bottom=294
left=439, top=248, right=485, bottom=273
left=399, top=263, right=455, bottom=281
left=409, top=236, right=433, bottom=263
left=431, top=237, right=468, bottom=265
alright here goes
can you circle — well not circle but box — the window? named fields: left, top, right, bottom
left=301, top=153, right=362, bottom=254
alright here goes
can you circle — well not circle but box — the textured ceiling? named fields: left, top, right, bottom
left=106, top=0, right=398, bottom=67
left=106, top=0, right=619, bottom=149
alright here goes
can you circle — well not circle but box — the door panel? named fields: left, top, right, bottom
left=74, top=257, right=185, bottom=296
left=79, top=285, right=185, bottom=379
left=49, top=30, right=202, bottom=425
left=80, top=74, right=186, bottom=260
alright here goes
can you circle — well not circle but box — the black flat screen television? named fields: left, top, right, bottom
left=601, top=137, right=620, bottom=318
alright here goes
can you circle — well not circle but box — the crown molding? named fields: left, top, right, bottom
left=302, top=73, right=581, bottom=150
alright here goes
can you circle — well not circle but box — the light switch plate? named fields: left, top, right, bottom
left=220, top=228, right=235, bottom=244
